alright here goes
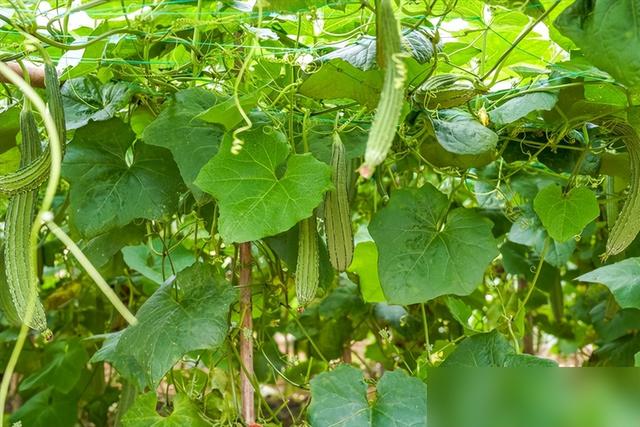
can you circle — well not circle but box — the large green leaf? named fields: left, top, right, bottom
left=143, top=88, right=225, bottom=201
left=369, top=184, right=499, bottom=304
left=418, top=111, right=497, bottom=168
left=317, top=29, right=439, bottom=71
left=484, top=0, right=545, bottom=17
left=122, top=239, right=195, bottom=285
left=11, top=387, right=77, bottom=427
left=442, top=330, right=557, bottom=367
left=91, top=263, right=236, bottom=388
left=121, top=393, right=209, bottom=427
left=554, top=0, right=640, bottom=88
left=508, top=207, right=577, bottom=268
left=308, top=365, right=427, bottom=427
left=577, top=259, right=640, bottom=310
left=195, top=92, right=260, bottom=130
left=20, top=338, right=88, bottom=394
left=195, top=126, right=332, bottom=243
left=432, top=109, right=498, bottom=155
left=308, top=365, right=370, bottom=427
left=489, top=92, right=558, bottom=125
left=298, top=60, right=383, bottom=109
left=80, top=223, right=146, bottom=268
left=371, top=370, right=428, bottom=426
left=62, top=118, right=184, bottom=238
left=62, top=76, right=138, bottom=129
left=533, top=185, right=599, bottom=242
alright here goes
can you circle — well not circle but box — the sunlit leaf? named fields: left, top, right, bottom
left=195, top=126, right=332, bottom=243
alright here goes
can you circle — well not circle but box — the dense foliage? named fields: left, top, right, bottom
left=0, top=0, right=639, bottom=425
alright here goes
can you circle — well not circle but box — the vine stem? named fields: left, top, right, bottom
left=481, top=0, right=562, bottom=84
left=512, top=237, right=550, bottom=348
left=239, top=242, right=255, bottom=425
left=420, top=303, right=432, bottom=364
left=44, top=217, right=138, bottom=326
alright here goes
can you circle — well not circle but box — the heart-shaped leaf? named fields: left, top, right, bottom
left=91, top=263, right=236, bottom=388
left=143, top=88, right=225, bottom=202
left=533, top=185, right=599, bottom=242
left=369, top=184, right=498, bottom=304
left=195, top=126, right=332, bottom=243
left=121, top=393, right=209, bottom=427
left=62, top=118, right=184, bottom=238
left=62, top=76, right=138, bottom=130
left=308, top=365, right=427, bottom=427
left=432, top=109, right=498, bottom=155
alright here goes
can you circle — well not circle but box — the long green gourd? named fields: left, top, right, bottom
left=359, top=0, right=407, bottom=178
left=295, top=216, right=320, bottom=306
left=0, top=62, right=65, bottom=196
left=0, top=62, right=65, bottom=332
left=324, top=133, right=354, bottom=271
left=605, top=109, right=640, bottom=257
left=1, top=102, right=48, bottom=332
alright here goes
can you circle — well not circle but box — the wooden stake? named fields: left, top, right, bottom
left=239, top=242, right=255, bottom=425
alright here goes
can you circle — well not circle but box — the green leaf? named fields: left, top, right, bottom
left=122, top=240, right=195, bottom=285
left=432, top=110, right=498, bottom=155
left=554, top=0, right=640, bottom=88
left=62, top=118, right=183, bottom=238
left=307, top=125, right=368, bottom=164
left=11, top=387, right=77, bottom=427
left=489, top=92, right=558, bottom=125
left=60, top=23, right=111, bottom=80
left=533, top=185, right=599, bottom=242
left=263, top=0, right=326, bottom=12
left=484, top=0, right=545, bottom=17
left=369, top=184, right=499, bottom=304
left=83, top=0, right=145, bottom=17
left=420, top=136, right=496, bottom=169
left=143, top=89, right=225, bottom=202
left=121, top=393, right=209, bottom=427
left=19, top=338, right=88, bottom=394
left=577, top=259, right=640, bottom=310
left=347, top=241, right=385, bottom=303
left=308, top=366, right=427, bottom=427
left=0, top=105, right=20, bottom=153
left=0, top=146, right=20, bottom=175
left=298, top=60, right=383, bottom=109
left=308, top=365, right=369, bottom=427
left=195, top=92, right=260, bottom=130
left=442, top=330, right=557, bottom=367
left=317, top=29, right=439, bottom=71
left=372, top=370, right=428, bottom=426
left=508, top=208, right=576, bottom=268
left=80, top=223, right=146, bottom=268
left=62, top=76, right=138, bottom=130
left=194, top=126, right=332, bottom=243
left=91, top=263, right=236, bottom=388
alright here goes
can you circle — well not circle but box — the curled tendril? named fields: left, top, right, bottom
left=230, top=4, right=262, bottom=155
left=262, top=125, right=275, bottom=135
